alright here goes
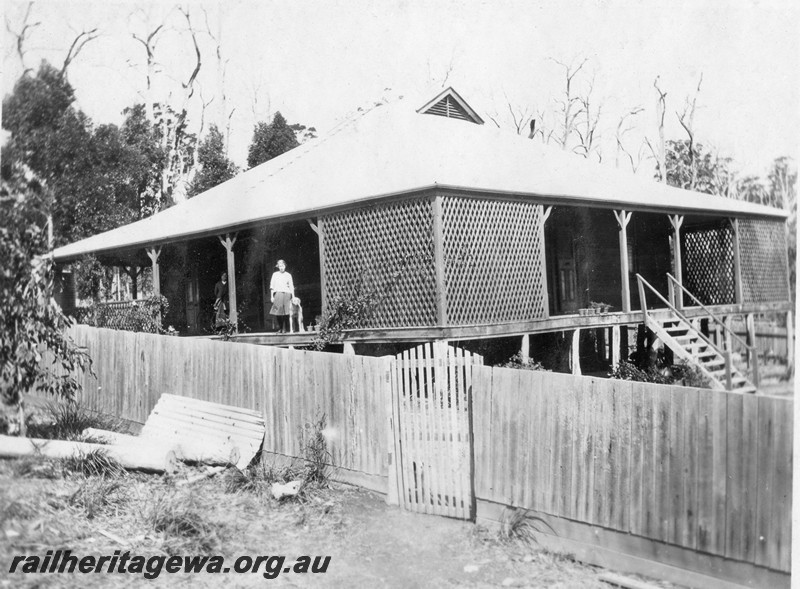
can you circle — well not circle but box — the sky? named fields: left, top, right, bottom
left=3, top=0, right=798, bottom=178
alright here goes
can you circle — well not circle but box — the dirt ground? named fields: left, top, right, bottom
left=0, top=457, right=684, bottom=589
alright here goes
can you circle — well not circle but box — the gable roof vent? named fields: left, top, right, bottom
left=417, top=87, right=484, bottom=125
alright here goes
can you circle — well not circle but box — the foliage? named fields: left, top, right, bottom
left=246, top=111, right=300, bottom=169
left=187, top=124, right=238, bottom=197
left=498, top=506, right=552, bottom=544
left=74, top=296, right=168, bottom=333
left=609, top=359, right=711, bottom=388
left=71, top=255, right=110, bottom=301
left=0, top=165, right=92, bottom=413
left=609, top=360, right=672, bottom=384
left=495, top=352, right=550, bottom=371
left=2, top=65, right=167, bottom=247
left=149, top=492, right=220, bottom=555
left=289, top=123, right=318, bottom=144
left=311, top=279, right=381, bottom=350
left=26, top=400, right=128, bottom=441
left=224, top=462, right=303, bottom=495
left=664, top=140, right=730, bottom=195
left=301, top=414, right=331, bottom=486
left=9, top=455, right=61, bottom=479
left=68, top=479, right=126, bottom=519
left=669, top=360, right=712, bottom=388
left=60, top=449, right=125, bottom=478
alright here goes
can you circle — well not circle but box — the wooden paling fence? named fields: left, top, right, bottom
left=56, top=326, right=792, bottom=587
left=471, top=366, right=792, bottom=583
left=65, top=325, right=393, bottom=492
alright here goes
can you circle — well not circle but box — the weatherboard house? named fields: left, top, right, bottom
left=52, top=88, right=791, bottom=390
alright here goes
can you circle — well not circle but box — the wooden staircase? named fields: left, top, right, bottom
left=636, top=273, right=760, bottom=394
left=645, top=314, right=757, bottom=394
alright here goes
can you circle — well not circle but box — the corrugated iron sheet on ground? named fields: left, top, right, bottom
left=140, top=394, right=265, bottom=470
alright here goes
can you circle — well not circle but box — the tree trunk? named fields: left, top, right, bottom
left=82, top=428, right=240, bottom=466
left=0, top=434, right=178, bottom=473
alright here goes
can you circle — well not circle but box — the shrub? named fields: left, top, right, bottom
left=311, top=288, right=380, bottom=350
left=610, top=359, right=711, bottom=389
left=498, top=506, right=552, bottom=544
left=1, top=165, right=92, bottom=431
left=495, top=352, right=550, bottom=371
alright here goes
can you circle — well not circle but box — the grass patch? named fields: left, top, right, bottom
left=61, top=449, right=125, bottom=478
left=149, top=492, right=221, bottom=555
left=499, top=507, right=552, bottom=544
left=27, top=400, right=129, bottom=441
left=223, top=461, right=306, bottom=497
left=10, top=455, right=61, bottom=479
left=1, top=498, right=39, bottom=521
left=69, top=479, right=126, bottom=519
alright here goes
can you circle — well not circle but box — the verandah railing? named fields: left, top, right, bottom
left=74, top=297, right=166, bottom=333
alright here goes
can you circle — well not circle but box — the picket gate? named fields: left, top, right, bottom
left=391, top=342, right=482, bottom=519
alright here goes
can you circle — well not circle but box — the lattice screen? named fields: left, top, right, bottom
left=441, top=196, right=547, bottom=325
left=681, top=224, right=735, bottom=305
left=738, top=219, right=789, bottom=303
left=321, top=198, right=437, bottom=327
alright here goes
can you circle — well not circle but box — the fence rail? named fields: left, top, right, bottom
left=472, top=366, right=792, bottom=574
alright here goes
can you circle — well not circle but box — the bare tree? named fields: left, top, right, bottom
left=614, top=106, right=644, bottom=170
left=131, top=22, right=165, bottom=119
left=676, top=73, right=703, bottom=190
left=201, top=4, right=233, bottom=153
left=5, top=2, right=40, bottom=76
left=551, top=57, right=588, bottom=151
left=643, top=76, right=668, bottom=182
left=60, top=27, right=99, bottom=79
left=573, top=76, right=603, bottom=159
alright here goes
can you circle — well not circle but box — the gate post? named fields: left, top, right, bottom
left=384, top=355, right=402, bottom=506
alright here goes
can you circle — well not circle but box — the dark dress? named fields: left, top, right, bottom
left=214, top=280, right=229, bottom=324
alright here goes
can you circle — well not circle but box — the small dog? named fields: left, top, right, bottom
left=289, top=297, right=303, bottom=333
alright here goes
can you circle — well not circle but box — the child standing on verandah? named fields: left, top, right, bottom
left=269, top=259, right=294, bottom=333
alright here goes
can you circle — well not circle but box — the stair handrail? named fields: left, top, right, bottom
left=636, top=273, right=735, bottom=390
left=666, top=273, right=759, bottom=387
left=666, top=274, right=750, bottom=351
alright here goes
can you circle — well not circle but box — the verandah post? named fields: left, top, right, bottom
left=610, top=325, right=620, bottom=370
left=540, top=205, right=553, bottom=318
left=668, top=214, right=684, bottom=309
left=614, top=210, right=632, bottom=313
left=431, top=195, right=448, bottom=327
left=218, top=233, right=238, bottom=326
left=145, top=246, right=162, bottom=327
left=787, top=310, right=794, bottom=376
left=571, top=328, right=581, bottom=376
left=145, top=247, right=161, bottom=296
left=731, top=218, right=744, bottom=305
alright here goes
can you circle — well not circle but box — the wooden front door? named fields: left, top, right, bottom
left=557, top=257, right=578, bottom=314
left=392, top=342, right=481, bottom=519
left=185, top=273, right=200, bottom=332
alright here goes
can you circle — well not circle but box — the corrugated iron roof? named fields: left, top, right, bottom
left=52, top=89, right=786, bottom=261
